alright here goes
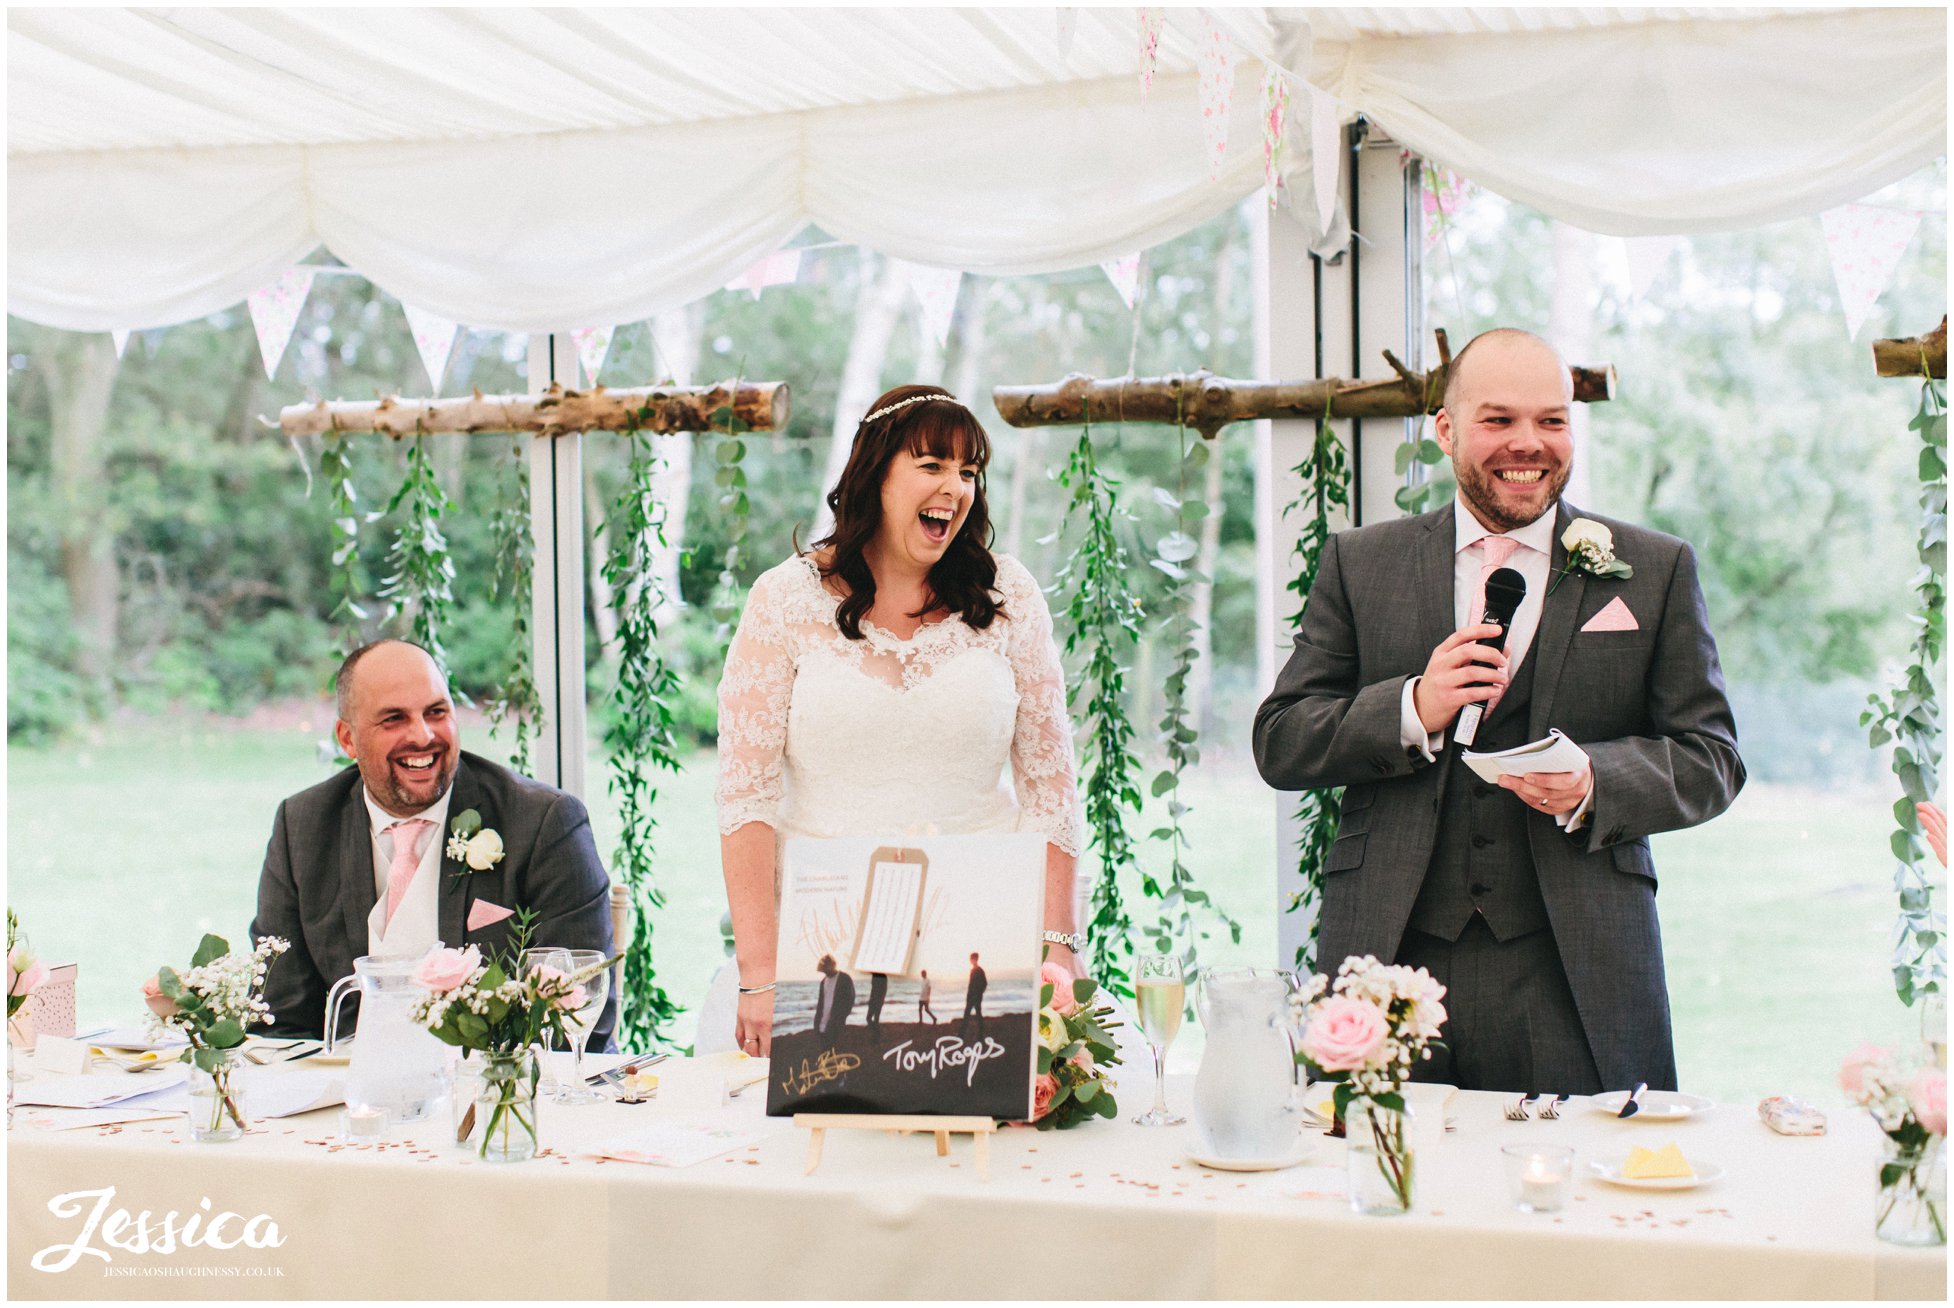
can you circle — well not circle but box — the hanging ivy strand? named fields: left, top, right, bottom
left=484, top=435, right=545, bottom=776
left=602, top=420, right=687, bottom=1050
left=705, top=399, right=753, bottom=647
left=1145, top=416, right=1241, bottom=969
left=1056, top=416, right=1145, bottom=996
left=378, top=436, right=457, bottom=677
left=318, top=434, right=367, bottom=650
left=1284, top=399, right=1353, bottom=974
left=1862, top=373, right=1947, bottom=1008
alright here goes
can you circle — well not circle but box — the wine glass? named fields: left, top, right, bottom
left=1132, top=949, right=1187, bottom=1126
left=519, top=948, right=570, bottom=1095
left=552, top=949, right=610, bottom=1106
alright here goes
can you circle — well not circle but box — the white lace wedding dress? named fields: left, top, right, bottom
left=697, top=551, right=1084, bottom=1050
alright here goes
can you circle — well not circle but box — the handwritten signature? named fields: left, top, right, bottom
left=779, top=1049, right=862, bottom=1097
left=882, top=1035, right=1008, bottom=1088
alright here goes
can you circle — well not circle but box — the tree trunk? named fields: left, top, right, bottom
left=812, top=251, right=910, bottom=542
left=37, top=331, right=122, bottom=706
left=1187, top=216, right=1239, bottom=739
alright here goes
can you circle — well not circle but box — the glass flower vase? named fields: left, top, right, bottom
left=1345, top=1095, right=1416, bottom=1216
left=476, top=1048, right=541, bottom=1163
left=1877, top=1133, right=1946, bottom=1247
left=188, top=1046, right=249, bottom=1143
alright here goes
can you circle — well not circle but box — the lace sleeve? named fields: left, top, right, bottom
left=714, top=563, right=797, bottom=834
left=998, top=556, right=1084, bottom=857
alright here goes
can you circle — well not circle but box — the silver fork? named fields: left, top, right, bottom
left=1503, top=1093, right=1534, bottom=1121
left=1539, top=1093, right=1568, bottom=1120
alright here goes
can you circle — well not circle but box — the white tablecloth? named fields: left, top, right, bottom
left=7, top=1056, right=1945, bottom=1300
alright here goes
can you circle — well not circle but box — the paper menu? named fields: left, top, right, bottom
left=12, top=1067, right=188, bottom=1109
left=848, top=847, right=928, bottom=975
left=586, top=1123, right=764, bottom=1168
left=1461, top=728, right=1588, bottom=784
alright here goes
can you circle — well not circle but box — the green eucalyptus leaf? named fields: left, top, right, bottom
left=190, top=934, right=230, bottom=969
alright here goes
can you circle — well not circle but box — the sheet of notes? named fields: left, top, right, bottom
left=850, top=859, right=924, bottom=974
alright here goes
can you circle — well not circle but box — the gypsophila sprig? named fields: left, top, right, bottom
left=1547, top=517, right=1633, bottom=596
left=1292, top=955, right=1449, bottom=1106
left=142, top=934, right=291, bottom=1133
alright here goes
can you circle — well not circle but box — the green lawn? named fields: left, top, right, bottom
left=8, top=710, right=1925, bottom=1112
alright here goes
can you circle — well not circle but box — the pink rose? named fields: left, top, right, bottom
left=1040, top=961, right=1078, bottom=1015
left=559, top=983, right=588, bottom=1013
left=1032, top=1072, right=1060, bottom=1120
left=1301, top=995, right=1390, bottom=1073
left=1909, top=1067, right=1947, bottom=1136
left=1838, top=1041, right=1892, bottom=1099
left=9, top=947, right=46, bottom=999
left=140, top=974, right=178, bottom=1019
left=1068, top=1047, right=1096, bottom=1075
left=415, top=945, right=482, bottom=993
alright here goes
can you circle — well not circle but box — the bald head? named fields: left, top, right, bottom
left=1442, top=328, right=1572, bottom=415
left=333, top=640, right=460, bottom=816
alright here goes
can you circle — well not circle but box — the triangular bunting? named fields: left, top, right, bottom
left=401, top=303, right=461, bottom=389
left=724, top=249, right=803, bottom=299
left=1261, top=65, right=1291, bottom=209
left=1196, top=13, right=1237, bottom=180
left=570, top=326, right=614, bottom=385
left=245, top=267, right=318, bottom=380
left=1101, top=253, right=1143, bottom=309
left=1622, top=235, right=1684, bottom=303
left=1137, top=8, right=1164, bottom=102
left=110, top=330, right=129, bottom=359
left=894, top=260, right=963, bottom=351
left=1820, top=204, right=1924, bottom=341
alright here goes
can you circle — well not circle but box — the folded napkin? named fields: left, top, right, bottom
left=1757, top=1095, right=1827, bottom=1135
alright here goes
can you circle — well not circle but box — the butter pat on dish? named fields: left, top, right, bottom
left=1622, top=1143, right=1693, bottom=1180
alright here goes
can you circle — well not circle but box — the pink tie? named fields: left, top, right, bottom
left=1472, top=535, right=1521, bottom=711
left=382, top=819, right=433, bottom=930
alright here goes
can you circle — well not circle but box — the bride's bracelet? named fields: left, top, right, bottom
left=737, top=981, right=776, bottom=995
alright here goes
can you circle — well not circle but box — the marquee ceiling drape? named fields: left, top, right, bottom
left=6, top=6, right=1945, bottom=333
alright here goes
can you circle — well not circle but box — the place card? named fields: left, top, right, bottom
left=31, top=1035, right=91, bottom=1075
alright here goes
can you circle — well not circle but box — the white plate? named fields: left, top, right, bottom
left=1588, top=1157, right=1725, bottom=1190
left=1187, top=1146, right=1315, bottom=1173
left=1587, top=1090, right=1715, bottom=1120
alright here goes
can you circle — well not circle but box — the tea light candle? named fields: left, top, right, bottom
left=340, top=1106, right=388, bottom=1141
left=1502, top=1144, right=1574, bottom=1213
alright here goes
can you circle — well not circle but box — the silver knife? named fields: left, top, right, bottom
left=1617, top=1081, right=1648, bottom=1119
left=587, top=1051, right=668, bottom=1087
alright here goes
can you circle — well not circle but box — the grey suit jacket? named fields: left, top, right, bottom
left=249, top=751, right=618, bottom=1050
left=1253, top=502, right=1745, bottom=1090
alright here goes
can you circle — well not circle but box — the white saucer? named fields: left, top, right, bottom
left=1587, top=1090, right=1715, bottom=1120
left=1589, top=1157, right=1725, bottom=1190
left=1187, top=1146, right=1314, bottom=1173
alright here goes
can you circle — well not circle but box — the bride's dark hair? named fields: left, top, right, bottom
left=809, top=384, right=999, bottom=641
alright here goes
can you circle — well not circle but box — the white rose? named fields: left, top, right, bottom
left=463, top=829, right=505, bottom=871
left=1561, top=517, right=1614, bottom=556
left=1038, top=1008, right=1070, bottom=1054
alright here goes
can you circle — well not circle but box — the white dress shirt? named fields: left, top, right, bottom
left=363, top=787, right=454, bottom=958
left=1399, top=496, right=1593, bottom=830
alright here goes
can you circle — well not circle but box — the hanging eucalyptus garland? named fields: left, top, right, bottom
left=1283, top=401, right=1353, bottom=973
left=1056, top=417, right=1145, bottom=996
left=378, top=436, right=457, bottom=675
left=319, top=434, right=367, bottom=648
left=1862, top=373, right=1947, bottom=1007
left=1144, top=416, right=1242, bottom=967
left=706, top=402, right=752, bottom=643
left=484, top=435, right=544, bottom=775
left=602, top=421, right=687, bottom=1050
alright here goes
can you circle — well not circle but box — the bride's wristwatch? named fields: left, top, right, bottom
left=1041, top=930, right=1084, bottom=952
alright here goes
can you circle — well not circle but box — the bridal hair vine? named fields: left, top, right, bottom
left=864, top=392, right=958, bottom=424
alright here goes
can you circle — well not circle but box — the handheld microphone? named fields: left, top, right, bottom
left=1453, top=566, right=1527, bottom=747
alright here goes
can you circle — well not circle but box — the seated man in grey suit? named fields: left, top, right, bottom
left=1254, top=328, right=1743, bottom=1095
left=251, top=639, right=616, bottom=1049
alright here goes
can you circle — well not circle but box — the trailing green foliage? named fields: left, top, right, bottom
left=483, top=436, right=543, bottom=775
left=1862, top=375, right=1946, bottom=1008
left=601, top=424, right=687, bottom=1050
left=1055, top=418, right=1144, bottom=996
left=1284, top=401, right=1353, bottom=974
left=1393, top=427, right=1452, bottom=516
left=319, top=435, right=367, bottom=649
left=378, top=437, right=457, bottom=676
left=705, top=400, right=752, bottom=644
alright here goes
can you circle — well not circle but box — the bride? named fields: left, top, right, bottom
left=713, top=384, right=1085, bottom=1056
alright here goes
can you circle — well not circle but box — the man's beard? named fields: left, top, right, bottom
left=1455, top=458, right=1571, bottom=532
left=373, top=754, right=456, bottom=813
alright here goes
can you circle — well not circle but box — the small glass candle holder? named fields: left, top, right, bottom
left=1502, top=1144, right=1575, bottom=1213
left=339, top=1104, right=389, bottom=1143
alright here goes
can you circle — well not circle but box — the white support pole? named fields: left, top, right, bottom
left=526, top=333, right=588, bottom=798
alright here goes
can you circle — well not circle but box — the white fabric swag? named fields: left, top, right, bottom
left=6, top=7, right=1945, bottom=334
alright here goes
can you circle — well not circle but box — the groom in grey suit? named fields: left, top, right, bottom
left=1255, top=330, right=1743, bottom=1094
left=250, top=639, right=616, bottom=1049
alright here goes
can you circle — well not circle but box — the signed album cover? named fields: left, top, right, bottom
left=766, top=833, right=1043, bottom=1118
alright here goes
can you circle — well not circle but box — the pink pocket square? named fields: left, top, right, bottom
left=467, top=900, right=515, bottom=931
left=1581, top=597, right=1639, bottom=632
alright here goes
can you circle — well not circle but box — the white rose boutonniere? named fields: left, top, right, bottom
left=1548, top=517, right=1634, bottom=595
left=444, top=808, right=506, bottom=873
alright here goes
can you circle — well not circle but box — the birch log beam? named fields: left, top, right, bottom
left=1872, top=317, right=1948, bottom=379
left=276, top=379, right=789, bottom=439
left=992, top=360, right=1613, bottom=438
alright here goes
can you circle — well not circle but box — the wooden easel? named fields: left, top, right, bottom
left=795, top=1114, right=996, bottom=1181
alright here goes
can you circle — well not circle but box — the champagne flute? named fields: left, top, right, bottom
left=1132, top=950, right=1187, bottom=1126
left=519, top=948, right=570, bottom=1095
left=552, top=950, right=610, bottom=1106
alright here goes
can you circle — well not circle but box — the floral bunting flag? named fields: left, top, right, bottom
left=401, top=303, right=460, bottom=389
left=895, top=260, right=963, bottom=351
left=1196, top=13, right=1236, bottom=179
left=1137, top=7, right=1163, bottom=102
left=1422, top=166, right=1472, bottom=253
left=724, top=249, right=803, bottom=300
left=1622, top=235, right=1684, bottom=303
left=1820, top=203, right=1924, bottom=340
left=110, top=330, right=129, bottom=359
left=1308, top=84, right=1341, bottom=235
left=1100, top=252, right=1142, bottom=309
left=570, top=326, right=614, bottom=385
left=244, top=267, right=317, bottom=381
left=1261, top=65, right=1290, bottom=209
left=1055, top=7, right=1077, bottom=62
